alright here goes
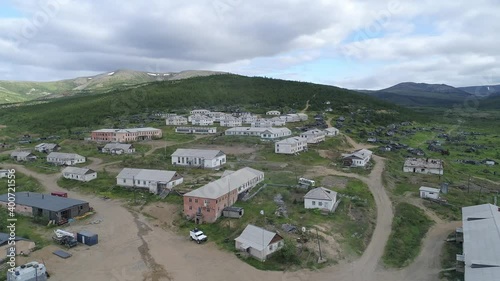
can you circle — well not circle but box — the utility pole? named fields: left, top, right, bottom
left=467, top=175, right=471, bottom=193
left=133, top=176, right=137, bottom=204
left=316, top=228, right=323, bottom=261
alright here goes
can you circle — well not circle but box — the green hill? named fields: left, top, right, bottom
left=360, top=82, right=474, bottom=107
left=0, top=69, right=226, bottom=104
left=0, top=74, right=420, bottom=134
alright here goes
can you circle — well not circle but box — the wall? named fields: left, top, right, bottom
left=304, top=198, right=334, bottom=211
left=183, top=189, right=238, bottom=223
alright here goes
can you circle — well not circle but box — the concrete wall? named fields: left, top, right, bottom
left=304, top=198, right=335, bottom=211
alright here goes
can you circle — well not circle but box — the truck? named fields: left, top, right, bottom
left=189, top=228, right=207, bottom=244
left=52, top=229, right=78, bottom=248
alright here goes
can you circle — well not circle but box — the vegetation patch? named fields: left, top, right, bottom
left=383, top=202, right=434, bottom=268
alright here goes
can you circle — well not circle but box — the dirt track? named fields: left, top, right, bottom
left=5, top=135, right=452, bottom=281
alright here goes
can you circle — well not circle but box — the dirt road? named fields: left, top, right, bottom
left=4, top=136, right=450, bottom=281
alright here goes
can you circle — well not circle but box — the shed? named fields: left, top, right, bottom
left=77, top=230, right=98, bottom=246
left=419, top=186, right=440, bottom=200
left=222, top=207, right=244, bottom=218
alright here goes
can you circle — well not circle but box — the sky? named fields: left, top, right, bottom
left=0, top=0, right=499, bottom=90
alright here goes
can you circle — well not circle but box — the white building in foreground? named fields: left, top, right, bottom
left=234, top=224, right=284, bottom=261
left=275, top=137, right=308, bottom=154
left=62, top=167, right=97, bottom=182
left=300, top=129, right=326, bottom=144
left=225, top=127, right=291, bottom=140
left=116, top=168, right=184, bottom=194
left=304, top=187, right=338, bottom=212
left=171, top=149, right=226, bottom=169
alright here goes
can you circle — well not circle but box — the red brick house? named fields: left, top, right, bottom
left=183, top=167, right=264, bottom=223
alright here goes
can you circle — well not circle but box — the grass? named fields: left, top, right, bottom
left=170, top=178, right=375, bottom=270
left=439, top=233, right=464, bottom=281
left=0, top=171, right=45, bottom=193
left=383, top=202, right=434, bottom=268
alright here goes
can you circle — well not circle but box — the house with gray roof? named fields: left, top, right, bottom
left=34, top=143, right=60, bottom=153
left=304, top=187, right=338, bottom=212
left=101, top=143, right=135, bottom=154
left=456, top=204, right=500, bottom=281
left=62, top=167, right=97, bottom=182
left=171, top=148, right=226, bottom=169
left=47, top=152, right=86, bottom=166
left=116, top=168, right=183, bottom=194
left=0, top=192, right=90, bottom=223
left=10, top=151, right=37, bottom=162
left=234, top=224, right=284, bottom=261
left=0, top=169, right=9, bottom=178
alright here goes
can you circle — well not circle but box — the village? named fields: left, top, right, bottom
left=0, top=105, right=499, bottom=281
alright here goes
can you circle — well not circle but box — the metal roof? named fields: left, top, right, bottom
left=403, top=158, right=443, bottom=169
left=103, top=143, right=133, bottom=150
left=62, top=167, right=96, bottom=176
left=10, top=151, right=34, bottom=158
left=300, top=129, right=325, bottom=136
left=47, top=152, right=85, bottom=160
left=462, top=204, right=500, bottom=281
left=276, top=137, right=307, bottom=145
left=342, top=149, right=373, bottom=159
left=93, top=127, right=161, bottom=133
left=171, top=149, right=225, bottom=159
left=304, top=187, right=337, bottom=201
left=116, top=168, right=178, bottom=183
left=183, top=167, right=263, bottom=199
left=0, top=232, right=30, bottom=246
left=234, top=224, right=282, bottom=251
left=226, top=127, right=291, bottom=134
left=0, top=192, right=88, bottom=212
left=419, top=186, right=440, bottom=193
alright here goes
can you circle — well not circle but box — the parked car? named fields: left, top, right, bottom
left=189, top=228, right=207, bottom=244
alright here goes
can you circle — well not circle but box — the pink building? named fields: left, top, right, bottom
left=91, top=127, right=162, bottom=142
left=183, top=167, right=264, bottom=223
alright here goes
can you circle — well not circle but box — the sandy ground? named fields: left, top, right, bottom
left=3, top=134, right=453, bottom=281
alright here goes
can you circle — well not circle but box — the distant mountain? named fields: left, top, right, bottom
left=359, top=82, right=474, bottom=107
left=458, top=84, right=500, bottom=97
left=0, top=69, right=227, bottom=104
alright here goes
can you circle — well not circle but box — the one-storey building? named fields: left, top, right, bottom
left=419, top=186, right=440, bottom=200
left=403, top=158, right=444, bottom=175
left=101, top=143, right=135, bottom=154
left=275, top=137, right=308, bottom=154
left=171, top=149, right=226, bottom=169
left=47, top=152, right=86, bottom=166
left=0, top=169, right=9, bottom=178
left=234, top=224, right=284, bottom=261
left=183, top=167, right=264, bottom=223
left=62, top=167, right=97, bottom=182
left=10, top=151, right=37, bottom=162
left=304, top=187, right=338, bottom=212
left=0, top=192, right=90, bottom=223
left=225, top=127, right=292, bottom=139
left=342, top=149, right=373, bottom=167
left=175, top=127, right=217, bottom=134
left=165, top=116, right=188, bottom=126
left=324, top=127, right=340, bottom=136
left=455, top=204, right=500, bottom=280
left=34, top=143, right=60, bottom=153
left=116, top=168, right=184, bottom=194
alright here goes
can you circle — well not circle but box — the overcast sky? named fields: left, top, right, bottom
left=0, top=0, right=499, bottom=89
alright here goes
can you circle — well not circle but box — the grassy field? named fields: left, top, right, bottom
left=170, top=178, right=375, bottom=270
left=439, top=233, right=464, bottom=281
left=382, top=202, right=434, bottom=268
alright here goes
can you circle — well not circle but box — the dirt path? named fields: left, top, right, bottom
left=3, top=135, right=450, bottom=281
left=301, top=100, right=310, bottom=113
left=343, top=134, right=377, bottom=150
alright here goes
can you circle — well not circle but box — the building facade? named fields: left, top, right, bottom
left=275, top=137, right=308, bottom=154
left=116, top=168, right=184, bottom=194
left=175, top=127, right=217, bottom=134
left=62, top=167, right=97, bottom=182
left=403, top=158, right=444, bottom=175
left=171, top=149, right=226, bottom=169
left=91, top=127, right=162, bottom=142
left=47, top=152, right=86, bottom=166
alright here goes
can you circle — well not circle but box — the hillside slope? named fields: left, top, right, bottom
left=0, top=75, right=419, bottom=133
left=361, top=82, right=474, bottom=107
left=0, top=69, right=227, bottom=104
left=459, top=84, right=500, bottom=97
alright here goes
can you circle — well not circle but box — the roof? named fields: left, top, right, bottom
left=171, top=149, right=225, bottom=159
left=0, top=192, right=88, bottom=212
left=77, top=230, right=97, bottom=237
left=0, top=232, right=30, bottom=246
left=235, top=224, right=282, bottom=251
left=47, top=152, right=84, bottom=159
left=221, top=170, right=236, bottom=177
left=93, top=127, right=161, bottom=133
left=304, top=187, right=337, bottom=201
left=116, top=168, right=178, bottom=182
left=301, top=129, right=325, bottom=136
left=184, top=167, right=263, bottom=199
left=103, top=143, right=133, bottom=150
left=404, top=158, right=443, bottom=169
left=223, top=206, right=243, bottom=212
left=419, top=186, right=440, bottom=193
left=35, top=143, right=58, bottom=149
left=342, top=149, right=372, bottom=159
left=324, top=127, right=339, bottom=132
left=10, top=151, right=34, bottom=158
left=462, top=204, right=500, bottom=281
left=62, top=167, right=96, bottom=176
left=226, top=127, right=291, bottom=134
left=276, top=137, right=307, bottom=145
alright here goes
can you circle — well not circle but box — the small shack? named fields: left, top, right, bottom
left=222, top=207, right=244, bottom=218
left=77, top=230, right=98, bottom=246
left=419, top=186, right=440, bottom=200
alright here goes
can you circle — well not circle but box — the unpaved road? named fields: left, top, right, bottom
left=4, top=136, right=450, bottom=281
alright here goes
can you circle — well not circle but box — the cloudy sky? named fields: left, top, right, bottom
left=0, top=0, right=499, bottom=89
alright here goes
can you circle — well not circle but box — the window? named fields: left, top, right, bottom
left=189, top=198, right=192, bottom=202
left=312, top=201, right=316, bottom=205
left=123, top=179, right=126, bottom=183
left=318, top=202, right=323, bottom=206
left=195, top=199, right=198, bottom=203
left=269, top=245, right=273, bottom=251
left=189, top=206, right=192, bottom=210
